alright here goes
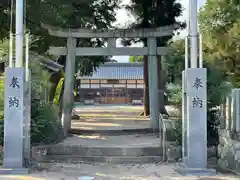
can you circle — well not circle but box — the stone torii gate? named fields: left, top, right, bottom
left=44, top=24, right=177, bottom=136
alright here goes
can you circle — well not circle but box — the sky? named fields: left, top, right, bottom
left=113, top=0, right=206, bottom=62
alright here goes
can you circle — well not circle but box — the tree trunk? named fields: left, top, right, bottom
left=143, top=55, right=150, bottom=116
left=157, top=56, right=168, bottom=115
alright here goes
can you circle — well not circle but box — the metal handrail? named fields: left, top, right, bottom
left=159, top=113, right=166, bottom=161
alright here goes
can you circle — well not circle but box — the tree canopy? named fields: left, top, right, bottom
left=129, top=56, right=143, bottom=62
left=199, top=0, right=240, bottom=85
left=0, top=0, right=119, bottom=75
left=123, top=0, right=184, bottom=46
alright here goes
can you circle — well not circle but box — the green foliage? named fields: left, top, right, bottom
left=30, top=59, right=64, bottom=145
left=163, top=55, right=184, bottom=84
left=31, top=60, right=52, bottom=102
left=0, top=0, right=119, bottom=76
left=199, top=0, right=240, bottom=85
left=206, top=64, right=232, bottom=108
left=165, top=119, right=182, bottom=145
left=0, top=2, right=9, bottom=41
left=165, top=61, right=230, bottom=145
left=122, top=0, right=184, bottom=46
left=129, top=56, right=144, bottom=62
left=164, top=37, right=230, bottom=145
left=53, top=78, right=64, bottom=105
left=205, top=63, right=231, bottom=145
left=31, top=103, right=63, bottom=145
left=0, top=57, right=63, bottom=146
left=166, top=83, right=181, bottom=107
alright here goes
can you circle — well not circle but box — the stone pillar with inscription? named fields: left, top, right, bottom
left=1, top=67, right=28, bottom=174
left=177, top=68, right=215, bottom=175
left=185, top=68, right=207, bottom=168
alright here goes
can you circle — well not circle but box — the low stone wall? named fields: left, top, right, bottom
left=218, top=130, right=240, bottom=174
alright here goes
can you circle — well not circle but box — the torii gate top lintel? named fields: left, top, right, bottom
left=42, top=23, right=179, bottom=38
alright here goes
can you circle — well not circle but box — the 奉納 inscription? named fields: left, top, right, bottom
left=192, top=77, right=203, bottom=90
left=9, top=77, right=20, bottom=89
left=8, top=96, right=19, bottom=108
left=192, top=97, right=203, bottom=108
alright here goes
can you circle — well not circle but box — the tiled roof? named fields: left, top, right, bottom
left=77, top=63, right=143, bottom=80
left=0, top=53, right=63, bottom=72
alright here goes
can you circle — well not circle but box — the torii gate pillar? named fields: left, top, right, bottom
left=61, top=37, right=76, bottom=136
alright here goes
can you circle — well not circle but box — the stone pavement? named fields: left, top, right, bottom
left=0, top=163, right=239, bottom=180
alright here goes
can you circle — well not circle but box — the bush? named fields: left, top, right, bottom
left=31, top=102, right=63, bottom=145
left=30, top=60, right=64, bottom=145
left=0, top=58, right=64, bottom=146
left=165, top=119, right=182, bottom=145
left=166, top=83, right=182, bottom=107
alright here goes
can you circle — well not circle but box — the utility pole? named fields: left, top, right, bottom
left=15, top=0, right=24, bottom=67
left=189, top=0, right=198, bottom=68
left=177, top=0, right=215, bottom=175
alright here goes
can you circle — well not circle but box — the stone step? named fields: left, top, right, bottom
left=70, top=128, right=158, bottom=135
left=32, top=145, right=163, bottom=157
left=35, top=155, right=163, bottom=164
left=31, top=133, right=164, bottom=164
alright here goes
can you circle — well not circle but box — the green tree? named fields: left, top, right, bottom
left=0, top=1, right=9, bottom=41
left=129, top=56, right=144, bottom=62
left=0, top=0, right=119, bottom=101
left=199, top=0, right=240, bottom=86
left=124, top=0, right=184, bottom=116
left=163, top=39, right=185, bottom=84
left=0, top=1, right=120, bottom=135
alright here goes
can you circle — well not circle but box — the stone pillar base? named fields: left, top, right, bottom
left=175, top=163, right=216, bottom=176
left=0, top=168, right=29, bottom=175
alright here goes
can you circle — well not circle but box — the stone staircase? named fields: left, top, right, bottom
left=31, top=133, right=164, bottom=164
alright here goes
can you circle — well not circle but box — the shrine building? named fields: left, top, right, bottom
left=75, top=63, right=144, bottom=105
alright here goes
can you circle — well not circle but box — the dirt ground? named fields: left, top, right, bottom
left=0, top=163, right=239, bottom=180
left=0, top=105, right=238, bottom=179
